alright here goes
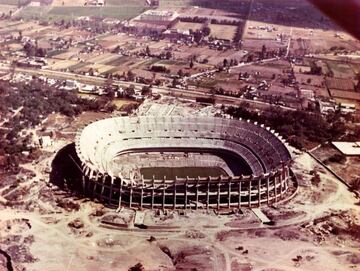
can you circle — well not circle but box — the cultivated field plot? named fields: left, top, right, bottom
left=89, top=53, right=120, bottom=65
left=46, top=59, right=79, bottom=70
left=250, top=0, right=337, bottom=29
left=15, top=6, right=53, bottom=20
left=327, top=61, right=356, bottom=79
left=171, top=45, right=245, bottom=66
left=243, top=20, right=292, bottom=40
left=242, top=38, right=285, bottom=52
left=178, top=6, right=246, bottom=19
left=48, top=6, right=147, bottom=20
left=51, top=0, right=85, bottom=6
left=209, top=24, right=237, bottom=41
left=163, top=0, right=251, bottom=19
left=16, top=5, right=147, bottom=20
left=306, top=36, right=360, bottom=53
left=51, top=48, right=82, bottom=60
left=0, top=4, right=17, bottom=13
left=86, top=63, right=117, bottom=74
left=51, top=0, right=147, bottom=6
left=0, top=0, right=20, bottom=5
left=0, top=21, right=39, bottom=35
left=231, top=60, right=290, bottom=79
left=174, top=21, right=203, bottom=32
left=329, top=89, right=360, bottom=101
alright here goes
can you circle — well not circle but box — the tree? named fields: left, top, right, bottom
left=124, top=85, right=135, bottom=97
left=145, top=45, right=151, bottom=56
left=260, top=44, right=266, bottom=59
left=202, top=26, right=211, bottom=36
left=127, top=70, right=135, bottom=81
left=141, top=85, right=152, bottom=96
left=178, top=69, right=184, bottom=77
left=223, top=58, right=228, bottom=68
left=189, top=60, right=194, bottom=69
left=165, top=51, right=172, bottom=60
left=129, top=263, right=145, bottom=271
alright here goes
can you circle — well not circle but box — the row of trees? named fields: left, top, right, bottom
left=179, top=16, right=239, bottom=26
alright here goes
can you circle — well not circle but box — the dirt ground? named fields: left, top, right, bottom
left=0, top=132, right=359, bottom=271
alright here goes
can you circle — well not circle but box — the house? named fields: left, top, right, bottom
left=39, top=136, right=53, bottom=148
left=339, top=103, right=356, bottom=114
left=129, top=10, right=179, bottom=36
left=318, top=100, right=337, bottom=114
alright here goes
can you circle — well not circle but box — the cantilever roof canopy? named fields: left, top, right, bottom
left=332, top=142, right=360, bottom=156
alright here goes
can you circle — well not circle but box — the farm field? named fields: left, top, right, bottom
left=48, top=6, right=148, bottom=20
left=0, top=4, right=17, bottom=13
left=15, top=5, right=148, bottom=20
left=209, top=24, right=237, bottom=41
left=174, top=21, right=203, bottom=32
left=326, top=61, right=355, bottom=79
left=51, top=0, right=147, bottom=6
left=0, top=0, right=19, bottom=5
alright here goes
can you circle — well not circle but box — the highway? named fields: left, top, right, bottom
left=0, top=65, right=296, bottom=111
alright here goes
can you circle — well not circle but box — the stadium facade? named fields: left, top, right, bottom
left=75, top=116, right=293, bottom=209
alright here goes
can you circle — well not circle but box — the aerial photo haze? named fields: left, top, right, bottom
left=0, top=0, right=359, bottom=270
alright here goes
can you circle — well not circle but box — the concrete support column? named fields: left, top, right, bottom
left=140, top=176, right=144, bottom=208
left=173, top=177, right=177, bottom=210
left=258, top=178, right=261, bottom=207
left=285, top=165, right=289, bottom=190
left=100, top=175, right=105, bottom=201
left=82, top=175, right=86, bottom=194
left=118, top=179, right=123, bottom=209
left=151, top=176, right=155, bottom=209
left=217, top=177, right=221, bottom=209
left=228, top=178, right=232, bottom=208
left=109, top=177, right=114, bottom=204
left=185, top=177, right=188, bottom=209
left=248, top=176, right=252, bottom=207
left=129, top=179, right=133, bottom=208
left=162, top=176, right=166, bottom=210
left=195, top=177, right=199, bottom=210
left=206, top=177, right=210, bottom=210
left=238, top=178, right=242, bottom=209
left=274, top=175, right=278, bottom=203
left=266, top=176, right=270, bottom=204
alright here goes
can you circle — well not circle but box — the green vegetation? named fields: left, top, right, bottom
left=46, top=49, right=68, bottom=58
left=0, top=80, right=115, bottom=172
left=327, top=61, right=355, bottom=78
left=226, top=103, right=346, bottom=150
left=140, top=167, right=227, bottom=179
left=324, top=153, right=346, bottom=165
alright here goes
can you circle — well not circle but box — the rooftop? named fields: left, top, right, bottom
left=332, top=142, right=360, bottom=156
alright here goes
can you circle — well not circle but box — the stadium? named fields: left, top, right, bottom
left=75, top=116, right=294, bottom=209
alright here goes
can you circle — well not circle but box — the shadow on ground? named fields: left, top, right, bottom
left=50, top=143, right=84, bottom=194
